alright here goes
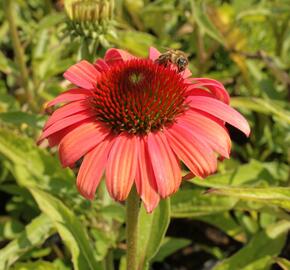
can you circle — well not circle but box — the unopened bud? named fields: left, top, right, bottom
left=64, top=0, right=115, bottom=42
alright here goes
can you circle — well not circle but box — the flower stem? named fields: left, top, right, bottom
left=126, top=187, right=140, bottom=270
left=104, top=249, right=114, bottom=270
left=4, top=0, right=37, bottom=110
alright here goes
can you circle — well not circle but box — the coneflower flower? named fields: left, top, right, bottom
left=38, top=47, right=250, bottom=213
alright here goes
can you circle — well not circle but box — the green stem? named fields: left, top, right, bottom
left=105, top=249, right=114, bottom=270
left=4, top=0, right=34, bottom=104
left=195, top=26, right=207, bottom=76
left=126, top=187, right=140, bottom=270
left=80, top=38, right=92, bottom=61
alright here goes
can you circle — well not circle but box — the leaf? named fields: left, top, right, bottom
left=191, top=1, right=225, bottom=44
left=189, top=159, right=286, bottom=188
left=108, top=31, right=155, bottom=57
left=29, top=188, right=103, bottom=270
left=136, top=199, right=170, bottom=270
left=207, top=187, right=290, bottom=210
left=0, top=214, right=54, bottom=270
left=0, top=218, right=24, bottom=241
left=99, top=204, right=125, bottom=223
left=273, top=257, right=290, bottom=270
left=0, top=51, right=13, bottom=74
left=231, top=97, right=290, bottom=125
left=11, top=261, right=57, bottom=270
left=171, top=189, right=238, bottom=218
left=141, top=0, right=178, bottom=37
left=153, top=237, right=191, bottom=262
left=0, top=112, right=43, bottom=128
left=0, top=84, right=20, bottom=112
left=0, top=128, right=74, bottom=195
left=213, top=221, right=289, bottom=270
left=197, top=213, right=244, bottom=242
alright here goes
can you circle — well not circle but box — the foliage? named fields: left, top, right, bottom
left=0, top=0, right=289, bottom=269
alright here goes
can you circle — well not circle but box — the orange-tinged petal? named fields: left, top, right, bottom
left=187, top=78, right=230, bottom=104
left=94, top=59, right=109, bottom=72
left=104, top=48, right=135, bottom=65
left=106, top=134, right=138, bottom=201
left=178, top=110, right=231, bottom=158
left=44, top=100, right=90, bottom=129
left=77, top=137, right=113, bottom=200
left=46, top=88, right=92, bottom=108
left=64, top=60, right=100, bottom=89
left=166, top=123, right=217, bottom=178
left=37, top=113, right=95, bottom=144
left=59, top=121, right=109, bottom=167
left=135, top=136, right=159, bottom=213
left=47, top=123, right=80, bottom=147
left=147, top=132, right=181, bottom=198
left=187, top=96, right=250, bottom=136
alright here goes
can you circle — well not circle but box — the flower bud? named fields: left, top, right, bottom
left=64, top=0, right=115, bottom=42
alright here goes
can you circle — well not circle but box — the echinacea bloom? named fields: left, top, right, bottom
left=38, top=47, right=250, bottom=213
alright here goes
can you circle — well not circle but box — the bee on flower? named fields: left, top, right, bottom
left=155, top=49, right=189, bottom=73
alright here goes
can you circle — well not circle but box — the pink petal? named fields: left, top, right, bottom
left=59, top=121, right=109, bottom=167
left=181, top=68, right=192, bottom=79
left=104, top=48, right=135, bottom=65
left=165, top=123, right=217, bottom=178
left=135, top=136, right=159, bottom=213
left=37, top=112, right=95, bottom=144
left=94, top=59, right=109, bottom=72
left=187, top=78, right=230, bottom=104
left=47, top=123, right=79, bottom=147
left=185, top=88, right=216, bottom=99
left=187, top=96, right=250, bottom=136
left=44, top=100, right=90, bottom=130
left=188, top=77, right=225, bottom=88
left=178, top=110, right=231, bottom=158
left=149, top=47, right=161, bottom=61
left=64, top=60, right=100, bottom=89
left=46, top=88, right=92, bottom=108
left=77, top=137, right=113, bottom=200
left=106, top=134, right=138, bottom=201
left=147, top=132, right=181, bottom=198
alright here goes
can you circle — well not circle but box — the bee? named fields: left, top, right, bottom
left=155, top=49, right=189, bottom=73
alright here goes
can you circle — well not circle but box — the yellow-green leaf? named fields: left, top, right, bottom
left=29, top=188, right=103, bottom=270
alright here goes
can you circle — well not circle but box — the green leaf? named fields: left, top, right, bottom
left=197, top=213, right=243, bottom=241
left=273, top=257, right=290, bottom=270
left=29, top=188, right=103, bottom=270
left=0, top=218, right=24, bottom=241
left=108, top=31, right=155, bottom=57
left=191, top=1, right=225, bottom=44
left=136, top=199, right=170, bottom=270
left=207, top=187, right=290, bottom=210
left=189, top=159, right=286, bottom=188
left=0, top=128, right=74, bottom=194
left=0, top=112, right=43, bottom=128
left=0, top=214, right=54, bottom=270
left=213, top=221, right=289, bottom=270
left=231, top=97, right=290, bottom=125
left=171, top=189, right=238, bottom=218
left=153, top=237, right=191, bottom=262
left=0, top=84, right=20, bottom=112
left=0, top=51, right=13, bottom=74
left=11, top=261, right=57, bottom=270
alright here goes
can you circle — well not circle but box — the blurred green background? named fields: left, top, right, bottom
left=0, top=0, right=289, bottom=269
